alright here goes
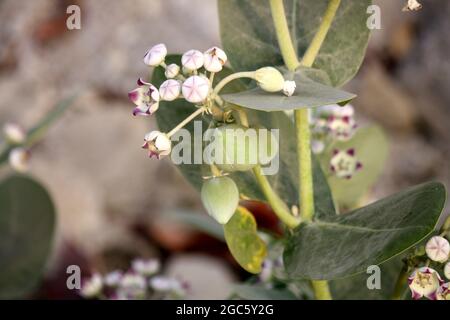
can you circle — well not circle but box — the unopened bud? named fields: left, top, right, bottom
left=201, top=176, right=239, bottom=224
left=255, top=67, right=285, bottom=93
left=165, top=63, right=180, bottom=79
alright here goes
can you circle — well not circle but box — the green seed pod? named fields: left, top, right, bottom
left=201, top=176, right=239, bottom=224
left=254, top=67, right=285, bottom=92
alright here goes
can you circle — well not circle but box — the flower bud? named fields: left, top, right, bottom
left=445, top=262, right=450, bottom=280
left=128, top=78, right=160, bottom=116
left=203, top=47, right=227, bottom=72
left=9, top=147, right=30, bottom=173
left=80, top=273, right=103, bottom=298
left=118, top=273, right=146, bottom=299
left=201, top=176, right=239, bottom=224
left=181, top=49, right=204, bottom=71
left=283, top=80, right=296, bottom=97
left=425, top=236, right=450, bottom=263
left=149, top=276, right=185, bottom=295
left=142, top=131, right=171, bottom=159
left=330, top=148, right=362, bottom=179
left=3, top=122, right=26, bottom=144
left=165, top=63, right=180, bottom=78
left=255, top=67, right=285, bottom=93
left=159, top=79, right=181, bottom=101
left=182, top=75, right=210, bottom=103
left=143, top=43, right=167, bottom=66
left=408, top=267, right=443, bottom=300
left=132, top=258, right=160, bottom=276
left=403, top=0, right=422, bottom=12
left=437, top=283, right=450, bottom=300
left=312, top=140, right=325, bottom=154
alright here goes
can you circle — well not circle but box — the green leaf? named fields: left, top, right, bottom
left=222, top=69, right=355, bottom=112
left=319, top=126, right=389, bottom=210
left=330, top=256, right=404, bottom=300
left=284, top=182, right=446, bottom=280
left=224, top=207, right=267, bottom=274
left=0, top=175, right=56, bottom=299
left=218, top=0, right=372, bottom=87
left=233, top=284, right=297, bottom=300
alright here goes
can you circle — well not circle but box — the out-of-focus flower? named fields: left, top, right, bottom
left=142, top=131, right=171, bottom=159
left=403, top=0, right=422, bottom=12
left=259, top=260, right=274, bottom=282
left=3, top=122, right=26, bottom=144
left=80, top=273, right=103, bottom=298
left=445, top=262, right=450, bottom=280
left=408, top=267, right=443, bottom=300
left=311, top=140, right=325, bottom=154
left=182, top=75, right=210, bottom=103
left=330, top=148, right=362, bottom=179
left=143, top=43, right=167, bottom=66
left=165, top=63, right=180, bottom=79
left=159, top=79, right=181, bottom=101
left=128, top=79, right=160, bottom=116
left=437, top=283, right=450, bottom=300
left=149, top=276, right=186, bottom=296
left=8, top=148, right=30, bottom=173
left=283, top=80, right=296, bottom=97
left=203, top=47, right=227, bottom=73
left=327, top=115, right=357, bottom=141
left=255, top=67, right=285, bottom=93
left=118, top=273, right=147, bottom=299
left=181, top=50, right=204, bottom=71
left=104, top=271, right=123, bottom=287
left=425, top=236, right=450, bottom=263
left=132, top=258, right=160, bottom=276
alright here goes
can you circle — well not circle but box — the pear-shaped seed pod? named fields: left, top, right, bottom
left=201, top=176, right=239, bottom=224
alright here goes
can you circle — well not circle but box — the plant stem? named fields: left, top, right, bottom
left=253, top=166, right=300, bottom=229
left=235, top=106, right=300, bottom=228
left=213, top=71, right=256, bottom=95
left=167, top=106, right=206, bottom=137
left=391, top=267, right=408, bottom=300
left=270, top=0, right=341, bottom=300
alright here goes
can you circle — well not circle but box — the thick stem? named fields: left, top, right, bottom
left=391, top=267, right=408, bottom=300
left=270, top=0, right=341, bottom=300
left=253, top=166, right=300, bottom=229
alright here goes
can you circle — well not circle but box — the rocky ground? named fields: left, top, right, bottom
left=0, top=0, right=449, bottom=299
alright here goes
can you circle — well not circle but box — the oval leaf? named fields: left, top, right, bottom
left=222, top=70, right=355, bottom=112
left=224, top=207, right=267, bottom=274
left=284, top=182, right=446, bottom=280
left=218, top=0, right=372, bottom=87
left=0, top=175, right=56, bottom=299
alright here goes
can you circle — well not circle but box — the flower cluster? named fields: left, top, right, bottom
left=79, top=257, right=188, bottom=300
left=408, top=235, right=450, bottom=300
left=128, top=43, right=296, bottom=161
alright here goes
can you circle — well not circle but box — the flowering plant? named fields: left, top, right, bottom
left=125, top=0, right=446, bottom=300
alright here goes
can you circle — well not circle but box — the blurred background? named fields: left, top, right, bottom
left=0, top=0, right=449, bottom=299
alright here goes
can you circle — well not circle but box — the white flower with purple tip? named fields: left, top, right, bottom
left=328, top=115, right=357, bottom=141
left=425, top=236, right=450, bottom=263
left=165, top=63, right=180, bottom=79
left=128, top=78, right=160, bottom=116
left=104, top=271, right=123, bottom=287
left=330, top=148, right=362, bottom=179
left=118, top=273, right=147, bottom=299
left=132, top=258, right=160, bottom=276
left=143, top=43, right=167, bottom=66
left=408, top=267, right=443, bottom=300
left=437, top=282, right=450, bottom=300
left=3, top=122, right=26, bottom=144
left=181, top=50, right=204, bottom=71
left=182, top=75, right=210, bottom=103
left=9, top=147, right=30, bottom=173
left=142, top=131, right=171, bottom=159
left=159, top=79, right=181, bottom=101
left=203, top=47, right=227, bottom=72
left=80, top=273, right=103, bottom=298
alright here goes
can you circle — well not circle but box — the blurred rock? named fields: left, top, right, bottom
left=165, top=254, right=236, bottom=300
